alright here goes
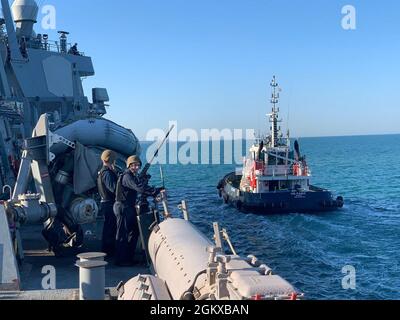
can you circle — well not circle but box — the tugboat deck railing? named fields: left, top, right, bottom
left=257, top=174, right=310, bottom=181
left=255, top=164, right=312, bottom=178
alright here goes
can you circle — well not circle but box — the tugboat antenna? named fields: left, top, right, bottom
left=269, top=76, right=281, bottom=147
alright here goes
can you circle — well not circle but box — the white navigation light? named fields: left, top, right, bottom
left=11, top=0, right=39, bottom=39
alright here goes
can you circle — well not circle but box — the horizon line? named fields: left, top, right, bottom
left=140, top=132, right=400, bottom=142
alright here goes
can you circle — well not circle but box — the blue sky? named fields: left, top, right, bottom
left=31, top=0, right=400, bottom=140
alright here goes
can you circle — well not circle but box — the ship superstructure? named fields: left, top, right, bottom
left=240, top=76, right=311, bottom=194
left=0, top=0, right=140, bottom=259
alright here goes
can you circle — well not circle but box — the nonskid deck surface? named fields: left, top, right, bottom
left=6, top=220, right=148, bottom=294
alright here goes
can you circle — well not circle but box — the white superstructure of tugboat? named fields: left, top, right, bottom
left=218, top=76, right=344, bottom=214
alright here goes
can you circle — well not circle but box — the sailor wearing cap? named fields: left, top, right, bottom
left=113, top=155, right=163, bottom=266
left=97, top=150, right=118, bottom=257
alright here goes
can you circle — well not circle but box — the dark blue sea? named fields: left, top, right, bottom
left=144, top=135, right=400, bottom=300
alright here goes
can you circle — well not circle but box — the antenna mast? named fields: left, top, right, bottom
left=269, top=76, right=282, bottom=147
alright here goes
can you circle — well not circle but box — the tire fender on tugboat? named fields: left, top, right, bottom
left=336, top=196, right=344, bottom=208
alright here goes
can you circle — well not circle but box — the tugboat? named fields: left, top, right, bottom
left=217, top=76, right=344, bottom=214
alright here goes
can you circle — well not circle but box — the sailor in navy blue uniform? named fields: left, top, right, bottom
left=114, top=155, right=163, bottom=266
left=97, top=150, right=118, bottom=257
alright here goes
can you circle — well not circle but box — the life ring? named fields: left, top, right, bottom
left=336, top=196, right=344, bottom=208
left=250, top=173, right=257, bottom=189
left=293, top=164, right=299, bottom=176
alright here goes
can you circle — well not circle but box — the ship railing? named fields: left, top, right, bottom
left=263, top=165, right=291, bottom=176
left=258, top=165, right=312, bottom=177
left=27, top=39, right=85, bottom=56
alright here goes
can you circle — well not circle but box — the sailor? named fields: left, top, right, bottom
left=114, top=155, right=163, bottom=266
left=68, top=43, right=79, bottom=55
left=36, top=34, right=43, bottom=49
left=97, top=150, right=118, bottom=257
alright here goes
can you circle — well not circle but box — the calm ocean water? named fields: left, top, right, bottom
left=144, top=134, right=400, bottom=300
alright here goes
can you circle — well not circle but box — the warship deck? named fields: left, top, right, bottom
left=0, top=220, right=148, bottom=300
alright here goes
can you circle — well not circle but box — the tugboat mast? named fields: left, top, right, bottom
left=269, top=76, right=282, bottom=147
